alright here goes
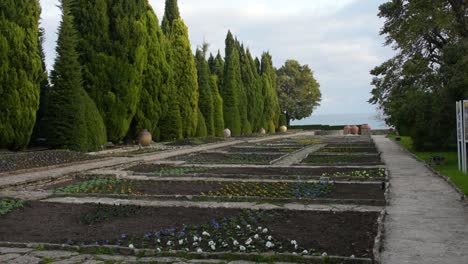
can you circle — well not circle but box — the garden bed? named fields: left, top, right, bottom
left=0, top=150, right=100, bottom=174
left=0, top=202, right=379, bottom=258
left=170, top=152, right=284, bottom=165
left=165, top=137, right=225, bottom=146
left=317, top=147, right=378, bottom=154
left=126, top=164, right=386, bottom=180
left=222, top=146, right=301, bottom=153
left=47, top=178, right=385, bottom=203
left=300, top=154, right=383, bottom=166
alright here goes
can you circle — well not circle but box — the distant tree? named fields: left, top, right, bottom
left=195, top=44, right=215, bottom=136
left=221, top=31, right=242, bottom=136
left=241, top=49, right=263, bottom=132
left=237, top=44, right=252, bottom=134
left=0, top=0, right=42, bottom=149
left=277, top=60, right=321, bottom=126
left=209, top=51, right=225, bottom=89
left=210, top=75, right=225, bottom=137
left=46, top=0, right=106, bottom=151
left=260, top=52, right=281, bottom=133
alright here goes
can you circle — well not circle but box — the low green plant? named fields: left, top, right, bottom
left=0, top=199, right=24, bottom=216
left=53, top=178, right=139, bottom=195
left=80, top=203, right=142, bottom=225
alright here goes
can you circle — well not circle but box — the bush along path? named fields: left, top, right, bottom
left=374, top=136, right=468, bottom=264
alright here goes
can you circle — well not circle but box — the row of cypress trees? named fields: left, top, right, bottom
left=0, top=0, right=282, bottom=151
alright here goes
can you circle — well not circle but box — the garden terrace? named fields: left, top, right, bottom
left=300, top=154, right=384, bottom=166
left=317, top=147, right=379, bottom=154
left=43, top=177, right=386, bottom=206
left=0, top=202, right=380, bottom=260
left=169, top=152, right=285, bottom=165
left=220, top=146, right=302, bottom=154
left=125, top=164, right=387, bottom=181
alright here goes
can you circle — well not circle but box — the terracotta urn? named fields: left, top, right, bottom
left=259, top=128, right=266, bottom=135
left=344, top=125, right=351, bottom=135
left=279, top=126, right=288, bottom=133
left=138, top=129, right=152, bottom=146
left=361, top=124, right=371, bottom=136
left=351, top=125, right=359, bottom=135
left=223, top=128, right=232, bottom=138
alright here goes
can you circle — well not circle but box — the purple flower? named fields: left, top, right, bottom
left=121, top=233, right=127, bottom=239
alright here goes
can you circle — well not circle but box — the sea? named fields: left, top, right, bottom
left=291, top=113, right=389, bottom=129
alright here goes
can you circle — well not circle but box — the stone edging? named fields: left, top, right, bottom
left=390, top=139, right=467, bottom=202
left=372, top=209, right=387, bottom=264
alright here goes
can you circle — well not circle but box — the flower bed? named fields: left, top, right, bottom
left=126, top=164, right=386, bottom=180
left=52, top=178, right=140, bottom=195
left=0, top=150, right=100, bottom=173
left=0, top=202, right=379, bottom=259
left=317, top=147, right=378, bottom=153
left=0, top=199, right=25, bottom=216
left=171, top=153, right=284, bottom=165
left=223, top=146, right=301, bottom=153
left=301, top=154, right=383, bottom=165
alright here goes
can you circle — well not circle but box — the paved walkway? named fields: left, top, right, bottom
left=373, top=136, right=468, bottom=264
left=0, top=132, right=314, bottom=189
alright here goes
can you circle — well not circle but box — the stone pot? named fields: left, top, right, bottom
left=344, top=125, right=351, bottom=135
left=279, top=126, right=288, bottom=133
left=138, top=129, right=152, bottom=146
left=223, top=128, right=232, bottom=138
left=259, top=128, right=266, bottom=135
left=351, top=125, right=359, bottom=135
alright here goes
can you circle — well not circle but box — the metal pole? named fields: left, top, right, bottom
left=457, top=101, right=462, bottom=170
left=463, top=100, right=468, bottom=174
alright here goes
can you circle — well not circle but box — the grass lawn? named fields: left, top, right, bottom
left=388, top=135, right=468, bottom=196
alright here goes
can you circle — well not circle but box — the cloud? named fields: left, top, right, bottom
left=39, top=0, right=394, bottom=116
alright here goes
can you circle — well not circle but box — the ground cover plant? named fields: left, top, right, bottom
left=301, top=154, right=383, bottom=165
left=52, top=178, right=139, bottom=196
left=0, top=199, right=25, bottom=216
left=174, top=153, right=283, bottom=165
left=80, top=203, right=142, bottom=225
left=321, top=168, right=386, bottom=180
left=0, top=150, right=99, bottom=173
left=317, top=147, right=378, bottom=153
left=0, top=202, right=379, bottom=258
left=389, top=135, right=468, bottom=195
left=225, top=146, right=300, bottom=153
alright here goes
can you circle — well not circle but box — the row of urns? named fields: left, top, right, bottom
left=137, top=126, right=289, bottom=146
left=344, top=124, right=371, bottom=135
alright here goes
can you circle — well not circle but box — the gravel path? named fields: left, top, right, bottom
left=373, top=136, right=468, bottom=264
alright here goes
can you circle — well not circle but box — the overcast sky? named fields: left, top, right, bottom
left=39, top=0, right=393, bottom=116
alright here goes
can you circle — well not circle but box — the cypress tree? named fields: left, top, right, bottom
left=163, top=3, right=200, bottom=138
left=0, top=0, right=42, bottom=149
left=195, top=46, right=215, bottom=136
left=209, top=51, right=225, bottom=90
left=241, top=49, right=264, bottom=132
left=260, top=52, right=281, bottom=133
left=130, top=5, right=172, bottom=141
left=211, top=75, right=225, bottom=137
left=46, top=0, right=106, bottom=151
left=70, top=0, right=148, bottom=143
left=196, top=108, right=208, bottom=137
left=237, top=43, right=252, bottom=135
left=222, top=31, right=242, bottom=136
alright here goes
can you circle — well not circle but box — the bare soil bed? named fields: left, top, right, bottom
left=0, top=202, right=379, bottom=258
left=317, top=147, right=378, bottom=153
left=170, top=152, right=284, bottom=165
left=0, top=150, right=100, bottom=174
left=221, top=146, right=301, bottom=153
left=301, top=154, right=383, bottom=166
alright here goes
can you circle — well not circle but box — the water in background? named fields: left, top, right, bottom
left=291, top=113, right=389, bottom=129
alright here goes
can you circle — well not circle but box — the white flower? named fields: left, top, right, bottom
left=185, top=248, right=189, bottom=252
left=302, top=250, right=308, bottom=255
left=179, top=239, right=184, bottom=245
left=192, top=242, right=199, bottom=246
left=239, top=245, right=246, bottom=252
left=236, top=225, right=241, bottom=229
left=156, top=248, right=161, bottom=252
left=292, top=252, right=297, bottom=255
left=210, top=245, right=216, bottom=251
left=156, top=239, right=161, bottom=243
left=208, top=241, right=215, bottom=246
left=267, top=236, right=272, bottom=241
left=128, top=244, right=135, bottom=249
left=266, top=241, right=274, bottom=248
left=193, top=236, right=199, bottom=241
left=166, top=241, right=173, bottom=246
left=233, top=240, right=239, bottom=246
left=246, top=225, right=251, bottom=229
left=245, top=238, right=253, bottom=245
left=197, top=248, right=203, bottom=253
left=322, top=252, right=328, bottom=257
left=350, top=255, right=355, bottom=259
left=254, top=234, right=259, bottom=239
left=222, top=242, right=228, bottom=247
left=202, top=231, right=210, bottom=237
left=291, top=240, right=297, bottom=245
left=262, top=228, right=268, bottom=234
left=257, top=226, right=262, bottom=230
left=294, top=244, right=298, bottom=250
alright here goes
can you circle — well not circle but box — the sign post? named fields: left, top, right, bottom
left=456, top=100, right=468, bottom=174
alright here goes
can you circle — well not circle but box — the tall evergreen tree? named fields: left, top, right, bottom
left=211, top=75, right=225, bottom=137
left=195, top=46, right=215, bottom=136
left=221, top=31, right=242, bottom=136
left=130, top=5, right=172, bottom=141
left=70, top=0, right=148, bottom=143
left=0, top=0, right=42, bottom=149
left=260, top=52, right=281, bottom=133
left=241, top=49, right=264, bottom=132
left=209, top=51, right=225, bottom=89
left=162, top=0, right=200, bottom=138
left=237, top=43, right=252, bottom=134
left=46, top=0, right=106, bottom=151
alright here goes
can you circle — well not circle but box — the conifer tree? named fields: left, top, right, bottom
left=211, top=75, right=225, bottom=137
left=237, top=44, right=252, bottom=134
left=0, top=0, right=42, bottom=149
left=195, top=108, right=208, bottom=137
left=46, top=0, right=106, bottom=151
left=70, top=0, right=148, bottom=143
left=210, top=51, right=225, bottom=91
left=260, top=52, right=281, bottom=133
left=195, top=46, right=215, bottom=136
left=221, top=31, right=242, bottom=136
left=241, top=49, right=264, bottom=132
left=161, top=0, right=180, bottom=35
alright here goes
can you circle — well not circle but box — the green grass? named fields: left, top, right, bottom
left=389, top=135, right=468, bottom=195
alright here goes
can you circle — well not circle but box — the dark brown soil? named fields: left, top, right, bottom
left=0, top=150, right=99, bottom=173
left=223, top=146, right=301, bottom=153
left=301, top=154, right=383, bottom=165
left=172, top=152, right=284, bottom=164
left=0, top=202, right=379, bottom=257
left=127, top=164, right=385, bottom=178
